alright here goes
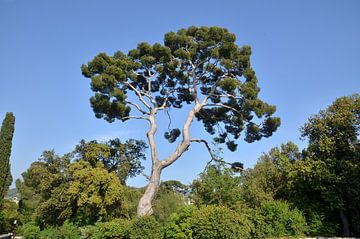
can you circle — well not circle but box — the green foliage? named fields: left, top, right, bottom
left=0, top=199, right=20, bottom=233
left=164, top=206, right=196, bottom=239
left=153, top=191, right=184, bottom=223
left=191, top=205, right=252, bottom=239
left=253, top=200, right=307, bottom=238
left=241, top=142, right=300, bottom=208
left=82, top=26, right=280, bottom=151
left=191, top=163, right=241, bottom=208
left=22, top=222, right=40, bottom=239
left=38, top=222, right=80, bottom=239
left=17, top=152, right=128, bottom=227
left=74, top=138, right=147, bottom=183
left=288, top=94, right=360, bottom=235
left=66, top=160, right=127, bottom=225
left=124, top=187, right=144, bottom=218
left=0, top=113, right=15, bottom=206
left=128, top=216, right=163, bottom=239
left=79, top=218, right=131, bottom=239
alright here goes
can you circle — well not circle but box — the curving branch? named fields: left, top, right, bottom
left=124, top=82, right=152, bottom=109
left=125, top=101, right=150, bottom=115
left=190, top=138, right=216, bottom=160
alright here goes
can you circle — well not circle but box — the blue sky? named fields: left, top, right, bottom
left=1, top=0, right=359, bottom=187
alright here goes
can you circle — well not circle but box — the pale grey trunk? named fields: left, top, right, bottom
left=137, top=162, right=162, bottom=216
left=136, top=99, right=205, bottom=216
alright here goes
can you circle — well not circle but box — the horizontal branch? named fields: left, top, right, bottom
left=203, top=103, right=240, bottom=113
left=121, top=115, right=150, bottom=121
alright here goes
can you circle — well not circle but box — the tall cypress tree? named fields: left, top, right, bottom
left=0, top=112, right=15, bottom=204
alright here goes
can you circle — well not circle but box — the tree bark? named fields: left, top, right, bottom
left=137, top=162, right=162, bottom=216
left=339, top=208, right=350, bottom=236
left=136, top=103, right=204, bottom=216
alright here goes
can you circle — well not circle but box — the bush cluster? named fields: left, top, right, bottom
left=22, top=202, right=308, bottom=239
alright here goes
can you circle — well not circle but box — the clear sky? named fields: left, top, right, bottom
left=1, top=0, right=359, bottom=187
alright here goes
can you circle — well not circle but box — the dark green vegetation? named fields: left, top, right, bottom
left=0, top=93, right=357, bottom=238
left=82, top=26, right=280, bottom=216
left=0, top=112, right=15, bottom=232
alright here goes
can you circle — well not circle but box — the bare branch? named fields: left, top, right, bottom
left=203, top=103, right=240, bottom=113
left=125, top=101, right=150, bottom=115
left=124, top=82, right=152, bottom=109
left=121, top=115, right=150, bottom=121
left=190, top=138, right=216, bottom=160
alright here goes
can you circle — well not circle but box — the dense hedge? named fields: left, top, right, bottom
left=253, top=200, right=308, bottom=238
left=22, top=203, right=311, bottom=239
left=190, top=205, right=252, bottom=239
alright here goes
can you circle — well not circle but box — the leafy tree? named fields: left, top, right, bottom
left=191, top=163, right=241, bottom=208
left=241, top=142, right=300, bottom=208
left=17, top=144, right=131, bottom=226
left=74, top=138, right=147, bottom=183
left=0, top=113, right=15, bottom=206
left=289, top=94, right=360, bottom=236
left=65, top=160, right=127, bottom=225
left=82, top=26, right=280, bottom=215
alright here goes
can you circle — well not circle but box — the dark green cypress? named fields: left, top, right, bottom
left=0, top=112, right=15, bottom=204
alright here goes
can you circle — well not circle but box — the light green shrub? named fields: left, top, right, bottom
left=22, top=222, right=40, bottom=239
left=129, top=216, right=163, bottom=239
left=164, top=206, right=196, bottom=239
left=191, top=205, right=252, bottom=239
left=254, top=200, right=307, bottom=238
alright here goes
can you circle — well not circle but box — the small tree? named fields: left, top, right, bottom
left=82, top=26, right=280, bottom=216
left=0, top=113, right=15, bottom=207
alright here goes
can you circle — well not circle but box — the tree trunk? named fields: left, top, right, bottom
left=137, top=162, right=162, bottom=216
left=339, top=208, right=350, bottom=236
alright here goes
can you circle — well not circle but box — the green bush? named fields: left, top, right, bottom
left=164, top=205, right=196, bottom=239
left=254, top=200, right=307, bottom=238
left=22, top=222, right=40, bottom=239
left=83, top=218, right=131, bottom=239
left=38, top=222, right=80, bottom=239
left=191, top=205, right=252, bottom=239
left=129, top=216, right=163, bottom=239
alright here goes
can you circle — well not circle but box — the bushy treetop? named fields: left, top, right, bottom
left=82, top=26, right=280, bottom=151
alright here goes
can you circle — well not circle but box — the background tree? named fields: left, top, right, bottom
left=0, top=112, right=15, bottom=233
left=0, top=113, right=15, bottom=206
left=191, top=162, right=241, bottom=208
left=17, top=138, right=145, bottom=226
left=74, top=138, right=147, bottom=183
left=240, top=142, right=300, bottom=208
left=82, top=26, right=280, bottom=216
left=288, top=94, right=360, bottom=236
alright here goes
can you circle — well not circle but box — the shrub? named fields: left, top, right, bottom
left=164, top=205, right=196, bottom=239
left=191, top=205, right=252, bottom=239
left=254, top=200, right=307, bottom=238
left=38, top=222, right=80, bottom=239
left=86, top=218, right=131, bottom=239
left=129, top=216, right=163, bottom=239
left=22, top=222, right=40, bottom=239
